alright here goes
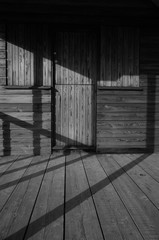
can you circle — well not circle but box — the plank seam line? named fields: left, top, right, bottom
left=22, top=154, right=51, bottom=240
left=127, top=155, right=159, bottom=185
left=97, top=155, right=145, bottom=240
left=113, top=155, right=159, bottom=211
left=0, top=155, right=33, bottom=214
left=80, top=152, right=105, bottom=240
left=5, top=156, right=39, bottom=238
left=0, top=155, right=19, bottom=178
left=63, top=154, right=66, bottom=240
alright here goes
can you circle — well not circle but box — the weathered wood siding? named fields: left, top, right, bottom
left=0, top=24, right=52, bottom=155
left=99, top=27, right=139, bottom=87
left=7, top=24, right=52, bottom=86
left=97, top=26, right=159, bottom=152
left=0, top=87, right=51, bottom=155
left=54, top=31, right=97, bottom=148
left=0, top=24, right=6, bottom=86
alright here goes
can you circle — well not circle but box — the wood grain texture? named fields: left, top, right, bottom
left=0, top=25, right=6, bottom=85
left=54, top=31, right=97, bottom=148
left=0, top=89, right=51, bottom=156
left=98, top=154, right=159, bottom=239
left=81, top=152, right=143, bottom=240
left=7, top=24, right=52, bottom=86
left=99, top=27, right=139, bottom=87
left=97, top=27, right=159, bottom=152
left=65, top=152, right=103, bottom=240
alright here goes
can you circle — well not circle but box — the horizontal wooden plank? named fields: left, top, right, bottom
left=0, top=87, right=51, bottom=94
left=0, top=78, right=6, bottom=86
left=0, top=120, right=51, bottom=130
left=0, top=95, right=51, bottom=103
left=0, top=41, right=5, bottom=49
left=0, top=132, right=51, bottom=140
left=97, top=95, right=159, bottom=103
left=0, top=59, right=6, bottom=67
left=0, top=137, right=51, bottom=145
left=97, top=137, right=147, bottom=145
left=97, top=112, right=149, bottom=121
left=97, top=120, right=159, bottom=129
left=97, top=103, right=159, bottom=113
left=0, top=52, right=6, bottom=59
left=0, top=103, right=51, bottom=112
left=0, top=147, right=51, bottom=156
left=97, top=129, right=159, bottom=138
left=0, top=68, right=6, bottom=77
left=0, top=112, right=51, bottom=121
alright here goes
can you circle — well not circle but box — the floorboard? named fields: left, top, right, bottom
left=0, top=155, right=50, bottom=240
left=82, top=152, right=143, bottom=240
left=25, top=152, right=65, bottom=240
left=0, top=152, right=159, bottom=240
left=0, top=155, right=33, bottom=211
left=65, top=151, right=103, bottom=240
left=98, top=154, right=159, bottom=240
left=113, top=154, right=159, bottom=210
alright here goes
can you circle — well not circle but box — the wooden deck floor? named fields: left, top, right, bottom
left=0, top=151, right=159, bottom=240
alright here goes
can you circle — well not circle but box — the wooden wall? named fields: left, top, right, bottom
left=100, top=27, right=139, bottom=87
left=0, top=24, right=6, bottom=86
left=7, top=24, right=52, bottom=86
left=54, top=31, right=97, bottom=148
left=0, top=24, right=52, bottom=156
left=97, top=26, right=159, bottom=152
left=1, top=23, right=159, bottom=154
left=0, top=87, right=51, bottom=155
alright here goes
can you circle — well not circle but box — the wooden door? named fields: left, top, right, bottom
left=54, top=31, right=97, bottom=149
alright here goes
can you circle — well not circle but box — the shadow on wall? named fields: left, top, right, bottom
left=0, top=24, right=157, bottom=155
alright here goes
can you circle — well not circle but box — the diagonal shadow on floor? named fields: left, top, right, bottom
left=2, top=153, right=151, bottom=240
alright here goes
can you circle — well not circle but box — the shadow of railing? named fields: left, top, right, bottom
left=1, top=153, right=151, bottom=240
left=0, top=110, right=93, bottom=156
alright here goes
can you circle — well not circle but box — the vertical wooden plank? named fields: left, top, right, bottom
left=15, top=25, right=19, bottom=86
left=129, top=28, right=134, bottom=87
left=62, top=85, right=69, bottom=147
left=55, top=85, right=61, bottom=146
left=101, top=27, right=112, bottom=87
left=48, top=27, right=52, bottom=87
left=80, top=85, right=86, bottom=145
left=117, top=27, right=123, bottom=86
left=7, top=26, right=13, bottom=86
left=74, top=33, right=81, bottom=85
left=68, top=84, right=75, bottom=146
left=25, top=25, right=31, bottom=86
left=111, top=27, right=118, bottom=87
left=75, top=85, right=79, bottom=146
left=18, top=24, right=25, bottom=86
left=122, top=27, right=127, bottom=87
left=134, top=28, right=139, bottom=87
left=100, top=28, right=104, bottom=87
left=30, top=25, right=34, bottom=86
left=36, top=25, right=43, bottom=86
left=12, top=25, right=16, bottom=85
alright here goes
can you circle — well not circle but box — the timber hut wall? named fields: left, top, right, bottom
left=0, top=24, right=51, bottom=155
left=97, top=26, right=159, bottom=152
left=1, top=23, right=159, bottom=155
